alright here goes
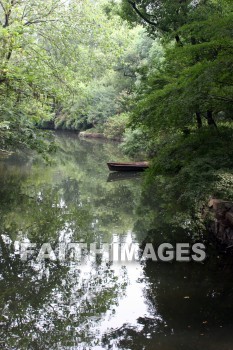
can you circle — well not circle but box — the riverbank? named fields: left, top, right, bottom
left=79, top=130, right=123, bottom=142
left=38, top=125, right=125, bottom=142
left=204, top=199, right=233, bottom=249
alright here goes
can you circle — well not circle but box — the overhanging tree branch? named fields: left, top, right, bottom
left=24, top=19, right=59, bottom=26
left=23, top=1, right=62, bottom=27
left=127, top=1, right=184, bottom=44
left=127, top=1, right=157, bottom=27
left=0, top=0, right=6, bottom=13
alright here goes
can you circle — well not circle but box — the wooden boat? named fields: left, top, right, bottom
left=107, top=161, right=149, bottom=172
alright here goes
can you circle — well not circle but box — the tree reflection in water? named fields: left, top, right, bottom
left=0, top=133, right=233, bottom=350
left=0, top=134, right=153, bottom=349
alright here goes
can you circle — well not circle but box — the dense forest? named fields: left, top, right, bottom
left=0, top=0, right=232, bottom=216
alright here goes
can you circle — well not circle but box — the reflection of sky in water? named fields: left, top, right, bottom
left=99, top=262, right=155, bottom=331
left=97, top=232, right=156, bottom=333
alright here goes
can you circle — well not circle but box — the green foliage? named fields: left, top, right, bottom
left=121, top=127, right=152, bottom=158
left=103, top=113, right=130, bottom=140
left=146, top=125, right=233, bottom=212
left=122, top=0, right=233, bottom=133
left=119, top=0, right=189, bottom=36
left=0, top=0, right=136, bottom=151
left=51, top=26, right=154, bottom=132
left=119, top=0, right=233, bottom=217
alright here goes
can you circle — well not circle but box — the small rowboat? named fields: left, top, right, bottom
left=107, top=161, right=149, bottom=172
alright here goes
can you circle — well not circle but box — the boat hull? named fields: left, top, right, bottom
left=107, top=162, right=149, bottom=172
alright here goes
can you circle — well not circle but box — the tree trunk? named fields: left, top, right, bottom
left=206, top=110, right=217, bottom=128
left=175, top=35, right=183, bottom=46
left=196, top=112, right=202, bottom=129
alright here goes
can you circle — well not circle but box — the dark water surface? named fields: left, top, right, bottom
left=0, top=133, right=233, bottom=350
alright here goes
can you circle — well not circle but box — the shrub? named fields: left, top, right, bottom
left=103, top=113, right=129, bottom=141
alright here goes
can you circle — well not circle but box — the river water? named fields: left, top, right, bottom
left=0, top=132, right=233, bottom=349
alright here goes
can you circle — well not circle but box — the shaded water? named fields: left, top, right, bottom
left=0, top=132, right=233, bottom=350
